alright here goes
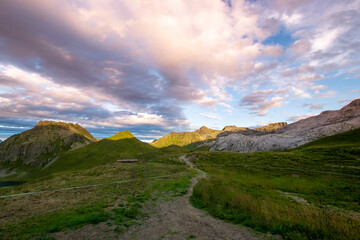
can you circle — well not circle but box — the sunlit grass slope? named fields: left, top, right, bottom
left=151, top=126, right=221, bottom=148
left=190, top=128, right=360, bottom=240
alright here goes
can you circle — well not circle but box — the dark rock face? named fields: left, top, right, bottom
left=0, top=121, right=96, bottom=167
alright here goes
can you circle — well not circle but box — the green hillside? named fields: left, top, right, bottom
left=190, top=128, right=360, bottom=240
left=294, top=127, right=360, bottom=149
left=151, top=126, right=221, bottom=148
left=39, top=131, right=156, bottom=176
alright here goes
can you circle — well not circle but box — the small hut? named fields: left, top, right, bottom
left=117, top=159, right=138, bottom=163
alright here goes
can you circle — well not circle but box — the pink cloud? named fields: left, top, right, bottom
left=0, top=0, right=359, bottom=128
left=311, top=85, right=328, bottom=90
left=317, top=90, right=337, bottom=98
left=302, top=103, right=323, bottom=110
left=288, top=39, right=311, bottom=55
left=240, top=89, right=287, bottom=116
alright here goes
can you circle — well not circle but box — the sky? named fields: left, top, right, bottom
left=0, top=0, right=359, bottom=142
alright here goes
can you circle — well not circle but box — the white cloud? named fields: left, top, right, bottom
left=311, top=27, right=342, bottom=52
left=338, top=99, right=350, bottom=103
left=200, top=113, right=220, bottom=120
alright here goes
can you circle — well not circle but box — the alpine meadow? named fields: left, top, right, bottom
left=0, top=1, right=360, bottom=239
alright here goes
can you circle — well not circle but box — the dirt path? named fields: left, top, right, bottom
left=118, top=155, right=267, bottom=240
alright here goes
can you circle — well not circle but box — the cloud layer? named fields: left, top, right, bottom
left=0, top=0, right=359, bottom=139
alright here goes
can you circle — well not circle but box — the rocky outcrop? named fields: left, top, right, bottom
left=222, top=126, right=248, bottom=132
left=0, top=121, right=96, bottom=167
left=254, top=122, right=287, bottom=132
left=211, top=99, right=360, bottom=152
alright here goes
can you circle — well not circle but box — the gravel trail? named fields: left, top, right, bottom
left=118, top=155, right=267, bottom=240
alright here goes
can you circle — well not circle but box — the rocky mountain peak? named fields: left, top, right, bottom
left=347, top=98, right=360, bottom=108
left=196, top=126, right=214, bottom=134
left=222, top=125, right=248, bottom=132
left=36, top=120, right=72, bottom=127
left=338, top=99, right=360, bottom=117
left=34, top=120, right=95, bottom=141
left=254, top=122, right=287, bottom=132
left=0, top=121, right=96, bottom=167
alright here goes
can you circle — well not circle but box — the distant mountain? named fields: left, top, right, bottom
left=211, top=99, right=360, bottom=152
left=151, top=126, right=222, bottom=148
left=0, top=139, right=2, bottom=143
left=222, top=125, right=248, bottom=132
left=254, top=122, right=287, bottom=132
left=41, top=130, right=155, bottom=174
left=0, top=121, right=96, bottom=167
left=151, top=123, right=286, bottom=148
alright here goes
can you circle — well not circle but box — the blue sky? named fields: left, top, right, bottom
left=0, top=0, right=359, bottom=142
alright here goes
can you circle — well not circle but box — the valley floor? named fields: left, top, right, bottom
left=116, top=156, right=267, bottom=240
left=1, top=128, right=359, bottom=240
left=49, top=156, right=270, bottom=240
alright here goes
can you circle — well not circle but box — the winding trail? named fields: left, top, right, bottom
left=118, top=155, right=267, bottom=240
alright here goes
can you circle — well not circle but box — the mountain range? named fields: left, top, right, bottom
left=151, top=122, right=287, bottom=148
left=0, top=99, right=359, bottom=177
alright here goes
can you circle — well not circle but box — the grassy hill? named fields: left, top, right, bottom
left=190, top=128, right=360, bottom=240
left=0, top=121, right=96, bottom=169
left=39, top=131, right=156, bottom=176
